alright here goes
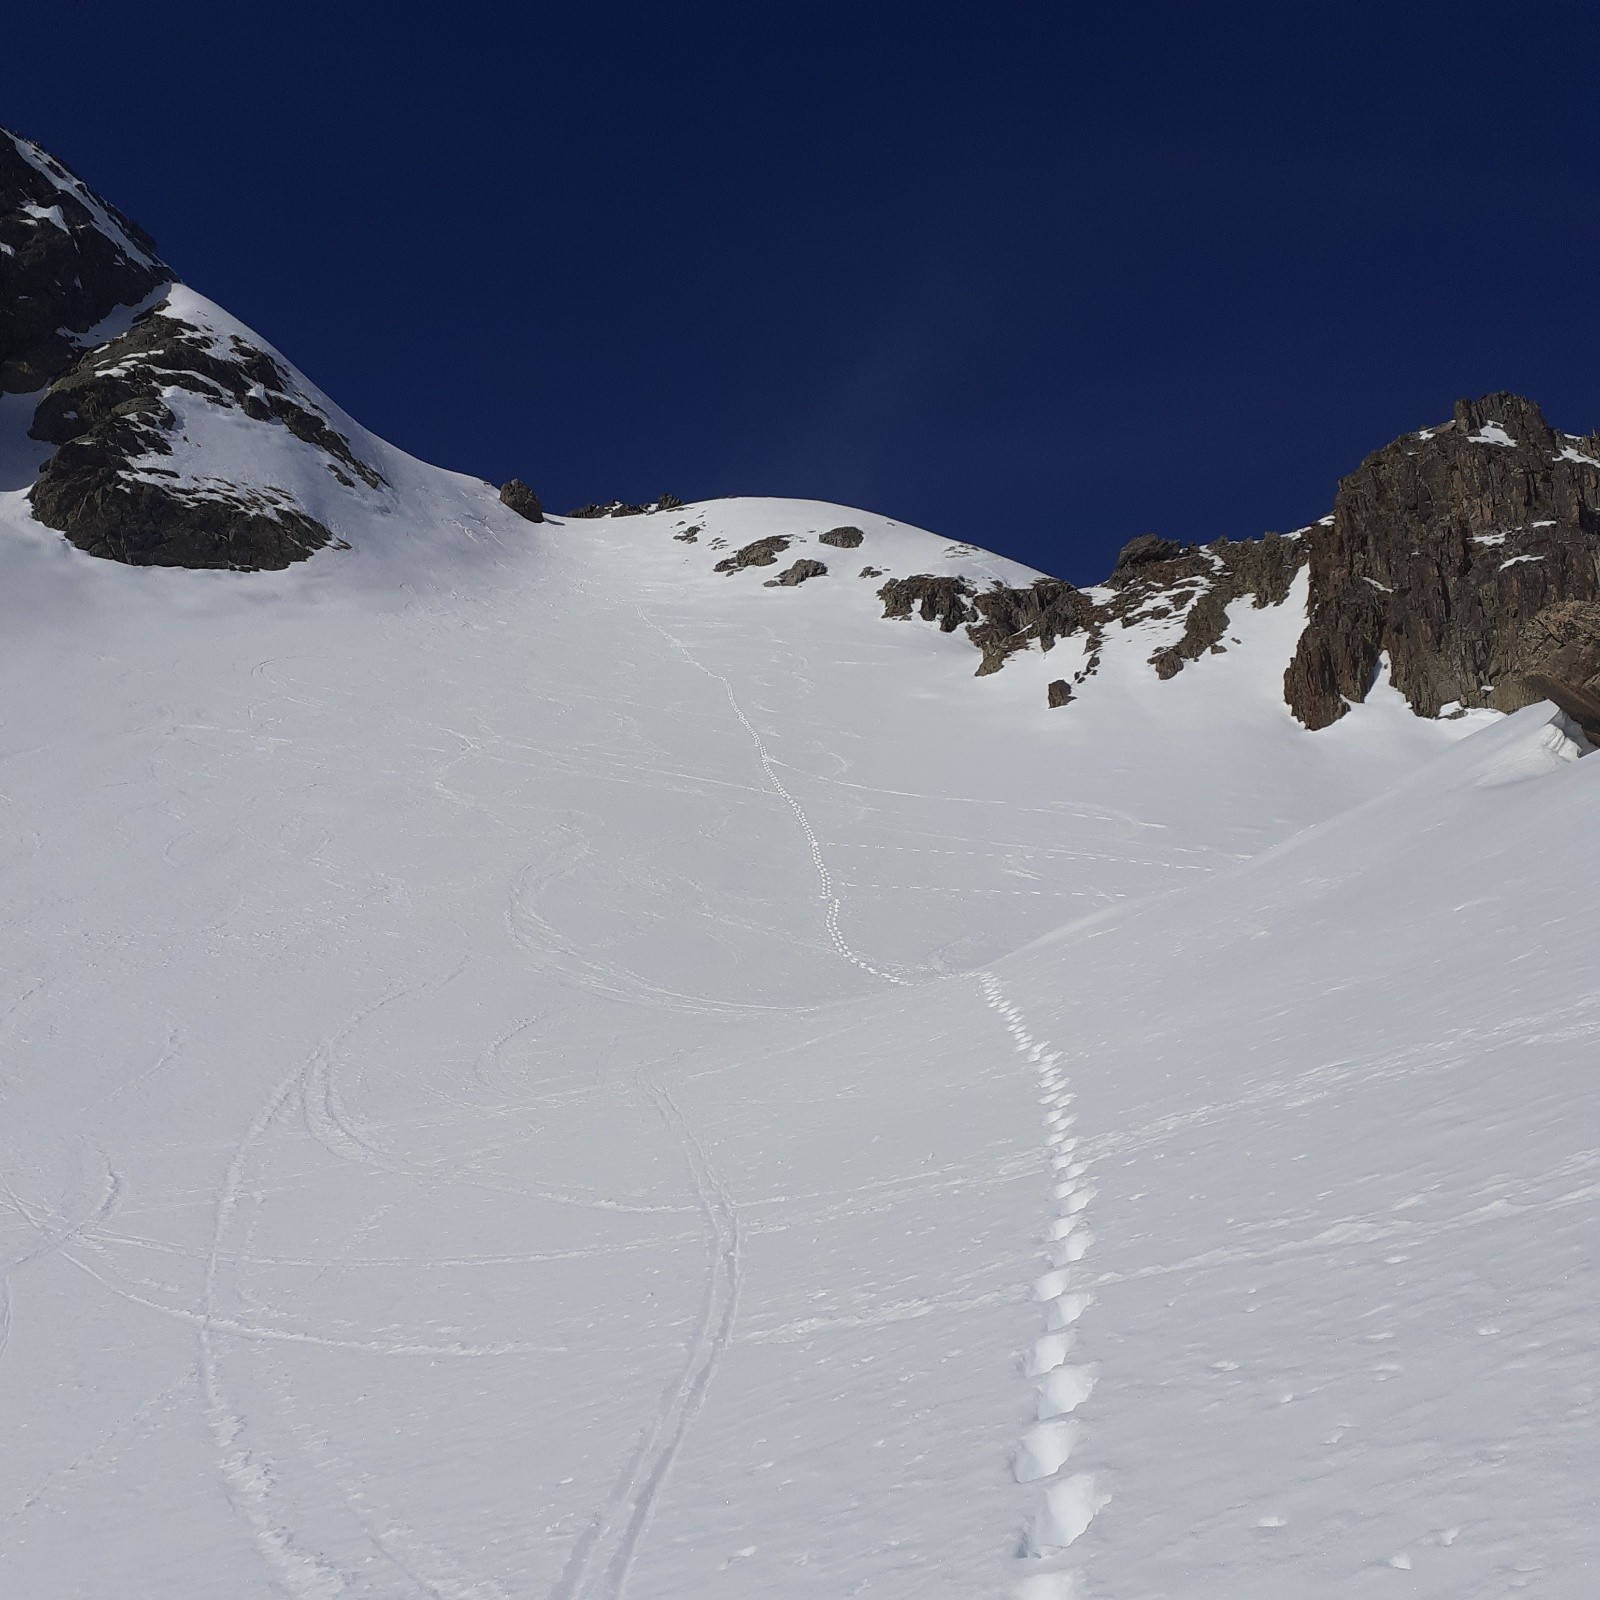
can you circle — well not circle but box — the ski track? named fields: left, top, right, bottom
left=980, top=974, right=1108, bottom=1598
left=0, top=1160, right=122, bottom=1365
left=552, top=1079, right=742, bottom=1600
left=197, top=976, right=482, bottom=1598
left=635, top=606, right=907, bottom=987
left=504, top=826, right=792, bottom=1017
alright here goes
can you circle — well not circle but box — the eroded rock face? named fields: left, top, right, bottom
left=1, top=129, right=171, bottom=394
left=714, top=535, right=792, bottom=573
left=500, top=479, right=543, bottom=521
left=1285, top=393, right=1600, bottom=727
left=1497, top=600, right=1600, bottom=711
left=819, top=526, right=864, bottom=548
left=1135, top=534, right=1306, bottom=681
left=969, top=579, right=1094, bottom=676
left=28, top=300, right=385, bottom=570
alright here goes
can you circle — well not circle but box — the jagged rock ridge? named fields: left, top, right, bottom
left=1, top=131, right=170, bottom=394
left=874, top=393, right=1600, bottom=725
left=877, top=530, right=1310, bottom=694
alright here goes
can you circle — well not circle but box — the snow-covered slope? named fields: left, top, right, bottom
left=3, top=164, right=1596, bottom=1597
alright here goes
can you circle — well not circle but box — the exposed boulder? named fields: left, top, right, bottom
left=499, top=479, right=543, bottom=521
left=819, top=525, right=864, bottom=548
left=859, top=565, right=886, bottom=578
left=28, top=296, right=384, bottom=570
left=1, top=129, right=171, bottom=394
left=1284, top=393, right=1600, bottom=727
left=763, top=559, right=827, bottom=587
left=714, top=535, right=792, bottom=573
left=877, top=574, right=976, bottom=632
left=1047, top=679, right=1073, bottom=708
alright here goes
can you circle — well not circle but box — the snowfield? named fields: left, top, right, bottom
left=1, top=308, right=1595, bottom=1598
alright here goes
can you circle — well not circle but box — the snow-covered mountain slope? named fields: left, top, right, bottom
left=3, top=133, right=1597, bottom=1600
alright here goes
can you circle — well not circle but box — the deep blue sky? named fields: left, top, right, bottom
left=7, top=3, right=1598, bottom=580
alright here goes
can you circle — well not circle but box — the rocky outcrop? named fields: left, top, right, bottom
left=878, top=531, right=1306, bottom=688
left=567, top=495, right=682, bottom=518
left=968, top=579, right=1094, bottom=676
left=877, top=574, right=976, bottom=632
left=714, top=535, right=792, bottom=573
left=28, top=298, right=384, bottom=569
left=819, top=526, right=864, bottom=548
left=1135, top=534, right=1306, bottom=680
left=499, top=479, right=543, bottom=521
left=1047, top=679, right=1072, bottom=708
left=869, top=392, right=1600, bottom=730
left=1285, top=394, right=1600, bottom=727
left=764, top=559, right=827, bottom=587
left=2, top=129, right=171, bottom=394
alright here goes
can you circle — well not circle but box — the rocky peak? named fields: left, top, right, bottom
left=1285, top=391, right=1600, bottom=727
left=1452, top=391, right=1557, bottom=449
left=1, top=129, right=171, bottom=394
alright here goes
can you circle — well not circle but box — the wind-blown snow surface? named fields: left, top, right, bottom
left=1, top=376, right=1594, bottom=1596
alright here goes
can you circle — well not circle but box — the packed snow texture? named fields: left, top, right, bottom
left=1, top=351, right=1595, bottom=1598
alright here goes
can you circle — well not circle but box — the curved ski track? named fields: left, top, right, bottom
left=634, top=606, right=907, bottom=987
left=551, top=1080, right=743, bottom=1600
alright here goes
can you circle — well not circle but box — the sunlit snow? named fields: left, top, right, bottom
left=1, top=334, right=1595, bottom=1599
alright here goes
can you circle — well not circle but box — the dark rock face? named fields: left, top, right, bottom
left=499, top=479, right=543, bottom=521
left=1498, top=600, right=1600, bottom=712
left=1047, top=679, right=1073, bottom=708
left=859, top=565, right=885, bottom=578
left=818, top=525, right=864, bottom=548
left=28, top=303, right=384, bottom=570
left=714, top=535, right=791, bottom=573
left=1284, top=393, right=1600, bottom=727
left=877, top=574, right=976, bottom=632
left=763, top=559, right=827, bottom=587
left=968, top=579, right=1095, bottom=676
left=1136, top=534, right=1306, bottom=681
left=1, top=129, right=171, bottom=394
left=1526, top=672, right=1600, bottom=740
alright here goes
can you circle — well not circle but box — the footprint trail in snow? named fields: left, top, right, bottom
left=979, top=973, right=1109, bottom=1597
